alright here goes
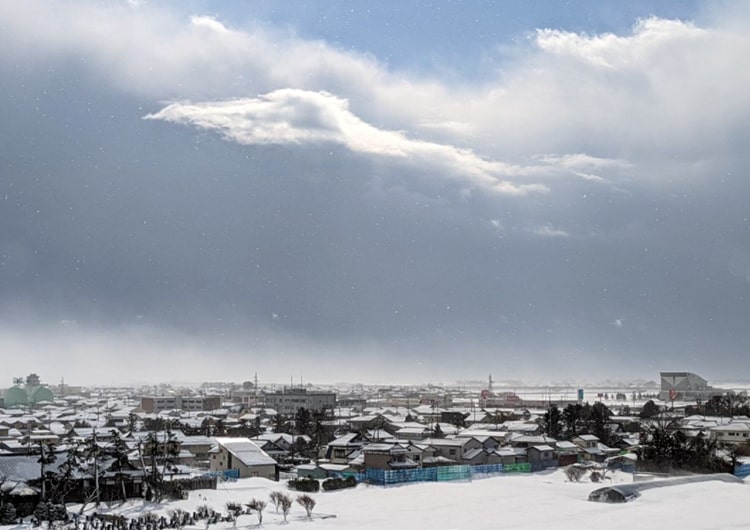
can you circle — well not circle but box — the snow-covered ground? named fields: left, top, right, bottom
left=8, top=470, right=744, bottom=530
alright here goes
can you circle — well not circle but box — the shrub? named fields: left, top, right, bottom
left=322, top=476, right=357, bottom=491
left=196, top=504, right=215, bottom=520
left=168, top=509, right=189, bottom=527
left=33, top=502, right=67, bottom=524
left=288, top=477, right=320, bottom=492
left=564, top=465, right=587, bottom=482
left=0, top=503, right=17, bottom=525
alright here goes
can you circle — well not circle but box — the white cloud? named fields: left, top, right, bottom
left=535, top=17, right=705, bottom=69
left=2, top=2, right=750, bottom=186
left=145, top=89, right=549, bottom=196
left=532, top=225, right=570, bottom=238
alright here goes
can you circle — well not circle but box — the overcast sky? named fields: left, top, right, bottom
left=1, top=1, right=749, bottom=386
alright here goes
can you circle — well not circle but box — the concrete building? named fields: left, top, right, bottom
left=659, top=372, right=723, bottom=401
left=264, top=388, right=336, bottom=415
left=140, top=395, right=222, bottom=413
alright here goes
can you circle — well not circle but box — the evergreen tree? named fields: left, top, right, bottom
left=48, top=441, right=84, bottom=504
left=562, top=404, right=583, bottom=439
left=432, top=423, right=445, bottom=439
left=542, top=405, right=563, bottom=439
left=294, top=408, right=312, bottom=436
left=126, top=412, right=138, bottom=433
left=107, top=429, right=131, bottom=502
left=37, top=441, right=58, bottom=501
left=587, top=402, right=613, bottom=445
left=82, top=430, right=105, bottom=506
left=640, top=400, right=660, bottom=419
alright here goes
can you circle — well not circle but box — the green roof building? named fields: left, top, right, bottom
left=4, top=386, right=28, bottom=407
left=4, top=374, right=55, bottom=408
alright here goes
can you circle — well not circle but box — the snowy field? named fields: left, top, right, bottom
left=8, top=470, right=745, bottom=530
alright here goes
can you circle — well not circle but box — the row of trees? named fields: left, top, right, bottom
left=227, top=491, right=316, bottom=525
left=542, top=399, right=745, bottom=473
left=686, top=394, right=750, bottom=418
left=37, top=428, right=181, bottom=509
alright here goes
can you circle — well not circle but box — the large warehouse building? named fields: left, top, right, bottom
left=659, top=371, right=725, bottom=401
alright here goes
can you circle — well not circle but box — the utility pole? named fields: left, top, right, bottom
left=93, top=427, right=100, bottom=505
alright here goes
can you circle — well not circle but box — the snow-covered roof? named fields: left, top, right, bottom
left=463, top=447, right=486, bottom=460
left=710, top=423, right=750, bottom=432
left=213, top=437, right=276, bottom=467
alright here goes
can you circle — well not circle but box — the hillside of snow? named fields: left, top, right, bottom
left=5, top=470, right=744, bottom=530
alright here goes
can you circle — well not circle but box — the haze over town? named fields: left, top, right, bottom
left=2, top=1, right=750, bottom=385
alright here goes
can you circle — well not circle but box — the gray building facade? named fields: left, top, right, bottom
left=264, top=388, right=336, bottom=415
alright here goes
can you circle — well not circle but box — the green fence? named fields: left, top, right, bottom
left=437, top=465, right=472, bottom=481
left=365, top=462, right=532, bottom=486
left=497, top=462, right=531, bottom=473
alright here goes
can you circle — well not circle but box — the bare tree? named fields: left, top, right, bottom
left=268, top=491, right=282, bottom=513
left=278, top=493, right=292, bottom=523
left=245, top=499, right=267, bottom=526
left=296, top=494, right=316, bottom=519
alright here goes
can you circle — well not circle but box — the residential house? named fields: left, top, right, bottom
left=709, top=422, right=750, bottom=445
left=527, top=445, right=556, bottom=465
left=325, top=432, right=367, bottom=464
left=554, top=441, right=580, bottom=466
left=424, top=437, right=484, bottom=464
left=209, top=437, right=277, bottom=480
left=363, top=444, right=418, bottom=471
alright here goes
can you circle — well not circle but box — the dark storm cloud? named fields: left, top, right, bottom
left=1, top=2, right=750, bottom=383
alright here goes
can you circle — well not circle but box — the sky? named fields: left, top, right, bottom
left=1, top=1, right=749, bottom=386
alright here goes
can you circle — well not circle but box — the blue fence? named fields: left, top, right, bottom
left=204, top=469, right=240, bottom=481
left=340, top=471, right=366, bottom=482
left=364, top=463, right=541, bottom=486
left=734, top=463, right=750, bottom=479
left=470, top=464, right=505, bottom=478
